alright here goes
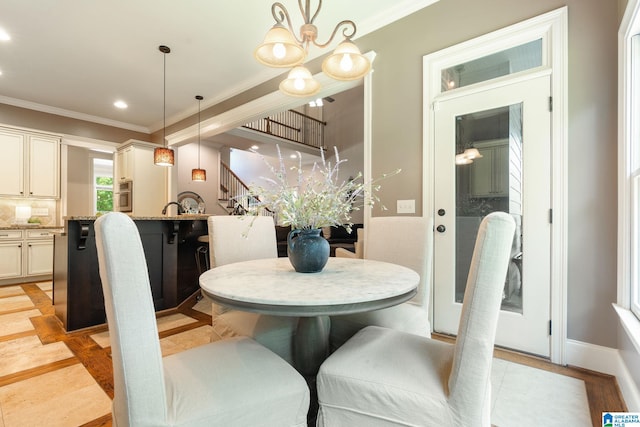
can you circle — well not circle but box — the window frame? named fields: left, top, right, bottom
left=617, top=0, right=640, bottom=352
left=92, top=157, right=114, bottom=215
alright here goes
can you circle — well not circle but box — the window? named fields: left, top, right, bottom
left=441, top=39, right=543, bottom=92
left=620, top=0, right=640, bottom=321
left=93, top=158, right=113, bottom=214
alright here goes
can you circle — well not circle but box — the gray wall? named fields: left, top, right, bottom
left=352, top=0, right=618, bottom=348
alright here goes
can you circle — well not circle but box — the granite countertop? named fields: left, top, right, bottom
left=0, top=224, right=64, bottom=230
left=64, top=214, right=213, bottom=221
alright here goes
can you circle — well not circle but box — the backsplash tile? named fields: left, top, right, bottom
left=0, top=199, right=58, bottom=227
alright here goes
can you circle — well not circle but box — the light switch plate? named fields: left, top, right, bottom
left=397, top=199, right=415, bottom=214
left=32, top=208, right=49, bottom=216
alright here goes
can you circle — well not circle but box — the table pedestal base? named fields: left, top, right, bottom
left=294, top=315, right=330, bottom=376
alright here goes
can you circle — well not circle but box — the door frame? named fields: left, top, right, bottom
left=422, top=7, right=568, bottom=364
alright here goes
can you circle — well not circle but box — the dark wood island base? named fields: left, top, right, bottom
left=53, top=215, right=210, bottom=331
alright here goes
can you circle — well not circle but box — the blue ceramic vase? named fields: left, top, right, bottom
left=287, top=228, right=330, bottom=273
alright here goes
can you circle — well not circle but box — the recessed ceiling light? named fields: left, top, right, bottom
left=290, top=154, right=297, bottom=159
left=0, top=28, right=10, bottom=41
left=114, top=100, right=128, bottom=109
left=251, top=145, right=259, bottom=150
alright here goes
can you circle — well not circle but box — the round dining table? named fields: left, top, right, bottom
left=199, top=256, right=419, bottom=375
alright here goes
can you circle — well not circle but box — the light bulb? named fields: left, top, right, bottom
left=294, top=78, right=305, bottom=91
left=340, top=53, right=353, bottom=71
left=273, top=43, right=286, bottom=59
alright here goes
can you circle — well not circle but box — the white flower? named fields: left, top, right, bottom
left=244, top=146, right=400, bottom=231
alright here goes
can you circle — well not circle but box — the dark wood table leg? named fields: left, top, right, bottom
left=293, top=315, right=330, bottom=426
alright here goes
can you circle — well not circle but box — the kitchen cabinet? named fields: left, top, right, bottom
left=469, top=139, right=509, bottom=198
left=0, top=228, right=57, bottom=284
left=114, top=140, right=166, bottom=216
left=25, top=229, right=55, bottom=276
left=115, top=146, right=133, bottom=182
left=0, top=128, right=60, bottom=198
left=54, top=217, right=207, bottom=331
left=0, top=230, right=23, bottom=280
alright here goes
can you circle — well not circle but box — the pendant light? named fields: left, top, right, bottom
left=191, top=95, right=206, bottom=181
left=154, top=45, right=174, bottom=166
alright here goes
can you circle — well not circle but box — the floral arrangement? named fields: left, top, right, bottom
left=244, top=146, right=400, bottom=232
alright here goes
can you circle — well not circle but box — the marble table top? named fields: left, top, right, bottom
left=199, top=257, right=419, bottom=316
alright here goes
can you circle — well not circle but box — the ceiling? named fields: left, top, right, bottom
left=0, top=1, right=437, bottom=136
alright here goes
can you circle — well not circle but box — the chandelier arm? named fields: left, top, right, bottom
left=272, top=2, right=305, bottom=45
left=304, top=0, right=322, bottom=24
left=313, top=20, right=357, bottom=49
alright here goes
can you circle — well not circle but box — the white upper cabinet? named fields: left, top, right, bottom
left=0, top=127, right=60, bottom=198
left=0, top=130, right=25, bottom=197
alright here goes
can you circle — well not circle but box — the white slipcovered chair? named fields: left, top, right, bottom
left=94, top=212, right=309, bottom=427
left=316, top=211, right=516, bottom=426
left=331, top=216, right=433, bottom=349
left=208, top=215, right=299, bottom=364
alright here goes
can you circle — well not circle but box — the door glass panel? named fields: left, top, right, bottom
left=442, top=39, right=543, bottom=92
left=455, top=104, right=523, bottom=313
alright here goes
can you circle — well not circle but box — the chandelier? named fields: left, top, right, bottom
left=254, top=0, right=371, bottom=97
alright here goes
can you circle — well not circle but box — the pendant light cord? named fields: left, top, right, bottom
left=163, top=51, right=167, bottom=148
left=198, top=97, right=201, bottom=168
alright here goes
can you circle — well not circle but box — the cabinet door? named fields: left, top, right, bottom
left=0, top=130, right=25, bottom=196
left=493, top=143, right=509, bottom=196
left=469, top=148, right=493, bottom=197
left=29, top=135, right=60, bottom=198
left=26, top=240, right=54, bottom=276
left=0, top=242, right=23, bottom=279
left=116, top=147, right=134, bottom=182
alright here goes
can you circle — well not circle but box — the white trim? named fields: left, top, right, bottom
left=355, top=1, right=439, bottom=40
left=165, top=51, right=377, bottom=148
left=423, top=7, right=568, bottom=364
left=0, top=95, right=150, bottom=134
left=363, top=64, right=374, bottom=230
left=565, top=336, right=640, bottom=411
left=565, top=339, right=620, bottom=376
left=618, top=353, right=640, bottom=412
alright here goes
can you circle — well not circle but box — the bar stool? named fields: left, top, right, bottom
left=195, top=235, right=210, bottom=275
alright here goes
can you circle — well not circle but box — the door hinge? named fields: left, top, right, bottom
left=549, top=208, right=553, bottom=224
left=548, top=96, right=553, bottom=112
left=549, top=320, right=552, bottom=335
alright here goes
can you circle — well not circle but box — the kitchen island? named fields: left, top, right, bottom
left=53, top=214, right=211, bottom=331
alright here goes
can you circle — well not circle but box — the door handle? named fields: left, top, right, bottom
left=436, top=225, right=446, bottom=233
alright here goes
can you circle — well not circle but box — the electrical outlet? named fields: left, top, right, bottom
left=397, top=199, right=415, bottom=214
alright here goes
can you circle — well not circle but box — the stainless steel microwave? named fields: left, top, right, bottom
left=116, top=180, right=133, bottom=212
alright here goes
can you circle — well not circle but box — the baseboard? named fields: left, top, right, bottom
left=566, top=339, right=640, bottom=411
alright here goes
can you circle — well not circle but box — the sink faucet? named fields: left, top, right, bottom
left=162, top=201, right=184, bottom=215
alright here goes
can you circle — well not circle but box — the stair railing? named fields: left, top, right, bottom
left=242, top=109, right=325, bottom=150
left=219, top=161, right=274, bottom=217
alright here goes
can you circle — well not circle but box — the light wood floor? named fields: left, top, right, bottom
left=0, top=282, right=628, bottom=427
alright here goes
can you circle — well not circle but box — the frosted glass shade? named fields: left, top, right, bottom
left=192, top=168, right=206, bottom=181
left=322, top=40, right=370, bottom=81
left=255, top=25, right=305, bottom=68
left=279, top=66, right=320, bottom=97
left=153, top=147, right=174, bottom=166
